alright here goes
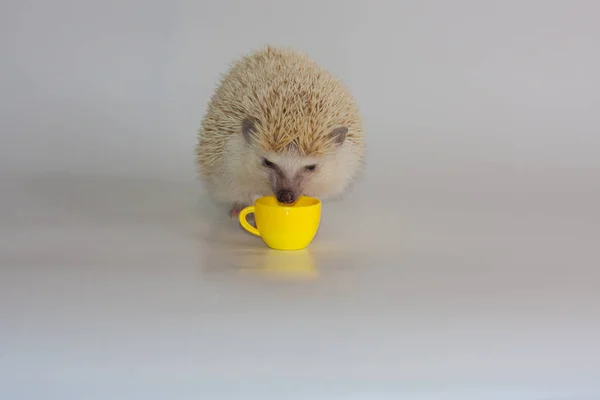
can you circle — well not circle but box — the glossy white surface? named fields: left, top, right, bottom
left=1, top=167, right=599, bottom=399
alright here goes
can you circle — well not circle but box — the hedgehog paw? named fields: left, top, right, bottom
left=229, top=203, right=247, bottom=218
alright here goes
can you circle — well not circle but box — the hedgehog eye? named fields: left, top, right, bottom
left=262, top=158, right=276, bottom=169
left=305, top=164, right=317, bottom=172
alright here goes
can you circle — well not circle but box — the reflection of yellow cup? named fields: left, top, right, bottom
left=239, top=249, right=318, bottom=280
left=238, top=196, right=321, bottom=250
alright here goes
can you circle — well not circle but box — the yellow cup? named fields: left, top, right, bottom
left=238, top=196, right=321, bottom=250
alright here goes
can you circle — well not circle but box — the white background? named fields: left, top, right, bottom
left=3, top=0, right=599, bottom=180
left=1, top=1, right=600, bottom=399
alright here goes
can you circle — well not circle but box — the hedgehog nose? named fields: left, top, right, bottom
left=276, top=189, right=295, bottom=204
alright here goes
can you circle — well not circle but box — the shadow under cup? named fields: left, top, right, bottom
left=238, top=196, right=322, bottom=251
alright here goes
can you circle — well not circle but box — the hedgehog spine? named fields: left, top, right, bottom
left=196, top=46, right=365, bottom=215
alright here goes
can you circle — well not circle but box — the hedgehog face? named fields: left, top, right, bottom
left=242, top=117, right=352, bottom=204
left=259, top=152, right=320, bottom=204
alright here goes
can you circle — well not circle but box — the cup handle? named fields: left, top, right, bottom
left=238, top=206, right=260, bottom=236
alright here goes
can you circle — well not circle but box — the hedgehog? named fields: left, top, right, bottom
left=196, top=46, right=365, bottom=217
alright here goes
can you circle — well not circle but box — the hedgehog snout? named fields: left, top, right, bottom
left=276, top=189, right=296, bottom=204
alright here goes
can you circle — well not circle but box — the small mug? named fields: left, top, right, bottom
left=238, top=196, right=321, bottom=250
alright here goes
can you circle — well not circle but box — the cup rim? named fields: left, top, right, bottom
left=255, top=195, right=321, bottom=208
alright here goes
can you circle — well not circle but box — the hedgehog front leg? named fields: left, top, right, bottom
left=229, top=203, right=248, bottom=218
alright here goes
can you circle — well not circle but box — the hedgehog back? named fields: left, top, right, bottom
left=196, top=46, right=364, bottom=178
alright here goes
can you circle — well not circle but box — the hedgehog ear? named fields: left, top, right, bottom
left=242, top=117, right=258, bottom=144
left=329, top=127, right=348, bottom=146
